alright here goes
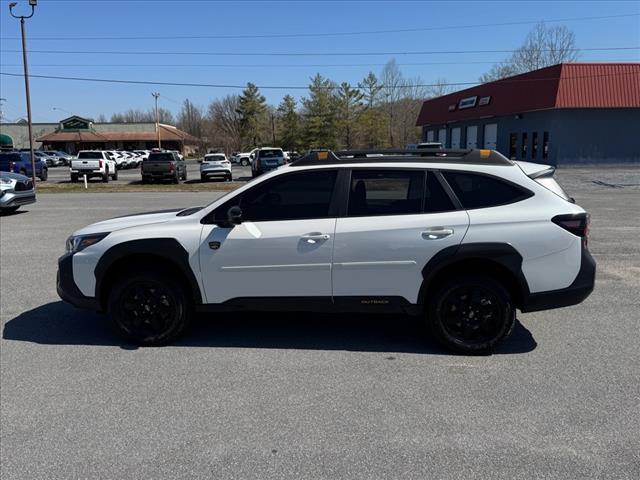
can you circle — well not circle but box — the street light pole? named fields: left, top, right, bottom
left=9, top=1, right=37, bottom=187
left=152, top=92, right=161, bottom=149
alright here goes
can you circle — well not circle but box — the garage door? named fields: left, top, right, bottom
left=484, top=123, right=498, bottom=149
left=451, top=128, right=461, bottom=149
left=466, top=126, right=478, bottom=149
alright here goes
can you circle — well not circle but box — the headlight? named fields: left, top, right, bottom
left=65, top=233, right=109, bottom=253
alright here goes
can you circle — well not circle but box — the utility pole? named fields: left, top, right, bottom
left=9, top=0, right=38, bottom=187
left=152, top=92, right=161, bottom=149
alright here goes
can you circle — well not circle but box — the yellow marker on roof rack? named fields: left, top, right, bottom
left=317, top=151, right=328, bottom=160
left=479, top=149, right=491, bottom=159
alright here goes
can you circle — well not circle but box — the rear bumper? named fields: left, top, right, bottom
left=521, top=244, right=596, bottom=312
left=201, top=169, right=231, bottom=177
left=57, top=252, right=101, bottom=311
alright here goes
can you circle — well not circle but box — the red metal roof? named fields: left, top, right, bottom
left=37, top=124, right=198, bottom=143
left=416, top=63, right=640, bottom=126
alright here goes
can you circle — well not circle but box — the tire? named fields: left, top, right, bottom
left=102, top=168, right=109, bottom=183
left=182, top=169, right=188, bottom=181
left=172, top=173, right=179, bottom=184
left=200, top=174, right=207, bottom=183
left=227, top=173, right=232, bottom=182
left=71, top=174, right=78, bottom=183
left=108, top=270, right=191, bottom=346
left=39, top=168, right=48, bottom=181
left=112, top=169, right=118, bottom=181
left=241, top=159, right=249, bottom=167
left=427, top=275, right=515, bottom=354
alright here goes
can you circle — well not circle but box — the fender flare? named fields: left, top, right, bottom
left=94, top=238, right=203, bottom=305
left=418, top=242, right=530, bottom=306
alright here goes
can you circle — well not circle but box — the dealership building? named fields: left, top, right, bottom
left=0, top=115, right=200, bottom=155
left=416, top=63, right=640, bottom=164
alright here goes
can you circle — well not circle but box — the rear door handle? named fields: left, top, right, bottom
left=301, top=233, right=331, bottom=244
left=421, top=227, right=454, bottom=240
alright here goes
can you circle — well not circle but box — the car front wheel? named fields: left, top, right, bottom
left=108, top=270, right=191, bottom=345
left=428, top=275, right=515, bottom=354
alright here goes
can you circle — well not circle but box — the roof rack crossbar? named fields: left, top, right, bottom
left=290, top=148, right=512, bottom=167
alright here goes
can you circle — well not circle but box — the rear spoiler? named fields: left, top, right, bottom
left=515, top=161, right=575, bottom=203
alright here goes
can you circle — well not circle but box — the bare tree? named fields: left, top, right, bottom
left=205, top=94, right=242, bottom=152
left=381, top=59, right=405, bottom=146
left=481, top=23, right=579, bottom=82
left=177, top=99, right=204, bottom=138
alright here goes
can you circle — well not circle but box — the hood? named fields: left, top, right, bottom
left=0, top=171, right=30, bottom=182
left=73, top=208, right=187, bottom=235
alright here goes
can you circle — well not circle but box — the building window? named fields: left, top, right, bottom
left=438, top=128, right=447, bottom=146
left=427, top=130, right=435, bottom=142
left=509, top=133, right=517, bottom=159
left=543, top=132, right=549, bottom=160
left=521, top=132, right=528, bottom=160
left=532, top=132, right=539, bottom=160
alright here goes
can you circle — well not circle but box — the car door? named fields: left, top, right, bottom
left=332, top=169, right=469, bottom=304
left=199, top=169, right=339, bottom=304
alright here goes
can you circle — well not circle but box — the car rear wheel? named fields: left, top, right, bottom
left=108, top=270, right=191, bottom=346
left=427, top=275, right=515, bottom=354
left=200, top=174, right=208, bottom=183
left=70, top=173, right=78, bottom=183
left=172, top=173, right=179, bottom=184
left=102, top=168, right=109, bottom=183
left=241, top=159, right=249, bottom=166
left=39, top=168, right=48, bottom=181
left=112, top=169, right=118, bottom=181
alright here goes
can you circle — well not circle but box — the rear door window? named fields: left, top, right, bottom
left=442, top=171, right=531, bottom=209
left=348, top=170, right=424, bottom=216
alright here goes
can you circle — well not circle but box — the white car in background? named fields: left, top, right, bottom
left=232, top=152, right=252, bottom=166
left=200, top=153, right=232, bottom=182
left=70, top=150, right=117, bottom=182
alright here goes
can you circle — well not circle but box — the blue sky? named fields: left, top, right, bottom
left=0, top=0, right=638, bottom=123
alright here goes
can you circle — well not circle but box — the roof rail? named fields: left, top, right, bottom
left=290, top=148, right=512, bottom=167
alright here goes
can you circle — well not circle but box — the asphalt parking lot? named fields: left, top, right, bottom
left=1, top=166, right=639, bottom=479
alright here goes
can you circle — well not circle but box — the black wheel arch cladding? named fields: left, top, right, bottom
left=419, top=242, right=530, bottom=306
left=95, top=238, right=203, bottom=307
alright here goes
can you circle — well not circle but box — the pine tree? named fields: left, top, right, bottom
left=237, top=82, right=267, bottom=149
left=277, top=95, right=301, bottom=152
left=357, top=72, right=387, bottom=148
left=302, top=74, right=338, bottom=149
left=336, top=83, right=364, bottom=149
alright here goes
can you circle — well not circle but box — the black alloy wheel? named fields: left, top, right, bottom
left=109, top=272, right=190, bottom=345
left=428, top=275, right=515, bottom=354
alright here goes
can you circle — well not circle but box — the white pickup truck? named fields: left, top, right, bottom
left=70, top=151, right=117, bottom=183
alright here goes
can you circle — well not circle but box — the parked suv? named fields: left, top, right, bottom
left=71, top=151, right=117, bottom=182
left=141, top=150, right=187, bottom=184
left=0, top=151, right=48, bottom=181
left=0, top=171, right=36, bottom=213
left=57, top=149, right=595, bottom=353
left=251, top=147, right=285, bottom=177
left=200, top=153, right=232, bottom=182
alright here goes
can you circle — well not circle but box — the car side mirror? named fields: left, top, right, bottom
left=227, top=206, right=243, bottom=226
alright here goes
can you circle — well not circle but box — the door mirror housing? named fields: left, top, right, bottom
left=227, top=206, right=243, bottom=226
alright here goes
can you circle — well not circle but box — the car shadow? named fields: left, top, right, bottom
left=3, top=301, right=537, bottom=355
left=0, top=209, right=29, bottom=216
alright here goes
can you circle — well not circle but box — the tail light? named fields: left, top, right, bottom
left=552, top=213, right=590, bottom=248
left=168, top=163, right=174, bottom=173
left=99, top=160, right=103, bottom=168
left=255, top=158, right=261, bottom=170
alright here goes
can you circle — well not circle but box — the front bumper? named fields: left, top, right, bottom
left=57, top=252, right=101, bottom=311
left=0, top=190, right=36, bottom=208
left=521, top=244, right=596, bottom=312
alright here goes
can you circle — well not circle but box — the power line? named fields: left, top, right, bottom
left=0, top=12, right=638, bottom=41
left=0, top=60, right=637, bottom=68
left=0, top=46, right=637, bottom=57
left=1, top=70, right=637, bottom=91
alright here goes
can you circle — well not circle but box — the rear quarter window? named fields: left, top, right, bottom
left=442, top=171, right=531, bottom=209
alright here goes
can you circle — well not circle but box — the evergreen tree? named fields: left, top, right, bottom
left=237, top=82, right=267, bottom=148
left=277, top=95, right=301, bottom=151
left=336, top=83, right=364, bottom=149
left=357, top=72, right=387, bottom=148
left=302, top=74, right=338, bottom=149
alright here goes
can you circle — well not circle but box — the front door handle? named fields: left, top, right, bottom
left=301, top=233, right=331, bottom=244
left=421, top=227, right=454, bottom=240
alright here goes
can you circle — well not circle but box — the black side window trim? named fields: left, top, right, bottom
left=341, top=167, right=461, bottom=218
left=201, top=169, right=341, bottom=224
left=439, top=169, right=534, bottom=210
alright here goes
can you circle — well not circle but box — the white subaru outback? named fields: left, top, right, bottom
left=57, top=149, right=595, bottom=353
